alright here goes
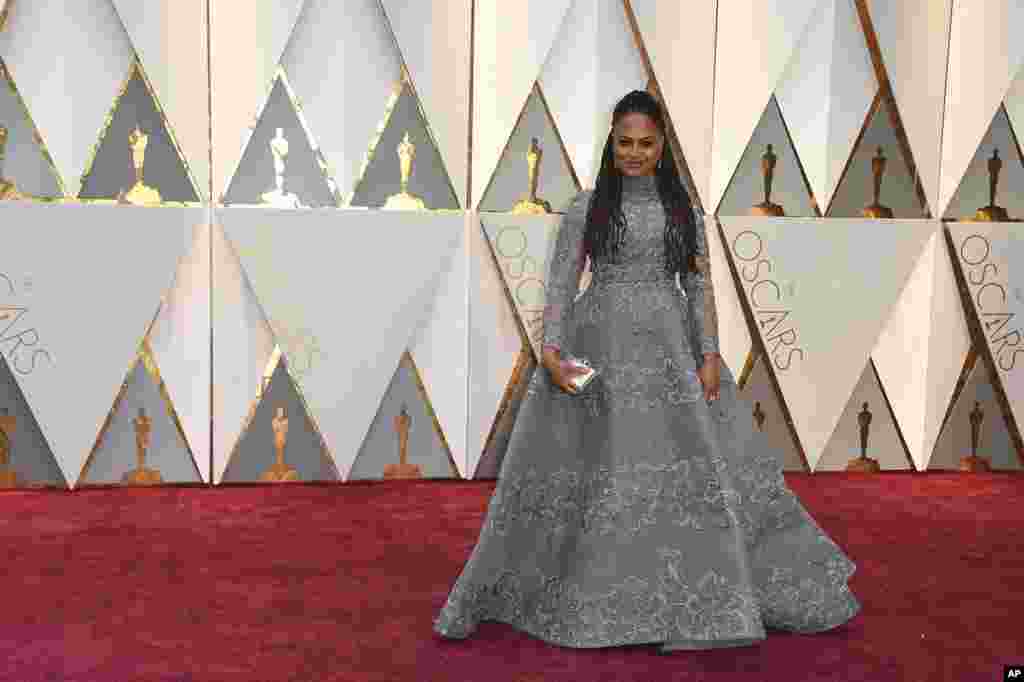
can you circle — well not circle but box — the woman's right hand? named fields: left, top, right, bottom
left=542, top=347, right=590, bottom=395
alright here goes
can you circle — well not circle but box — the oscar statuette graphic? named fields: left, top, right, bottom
left=0, top=407, right=20, bottom=488
left=260, top=128, right=304, bottom=208
left=846, top=402, right=881, bottom=472
left=382, top=132, right=427, bottom=211
left=383, top=404, right=422, bottom=480
left=750, top=144, right=785, bottom=216
left=122, top=407, right=163, bottom=484
left=511, top=138, right=552, bottom=215
left=959, top=401, right=991, bottom=472
left=970, top=149, right=1010, bottom=222
left=862, top=146, right=893, bottom=219
left=118, top=126, right=162, bottom=206
left=753, top=402, right=766, bottom=432
left=0, top=125, right=25, bottom=201
left=260, top=407, right=299, bottom=482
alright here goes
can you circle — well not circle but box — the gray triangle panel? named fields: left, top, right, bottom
left=0, top=352, right=66, bottom=487
left=223, top=77, right=337, bottom=208
left=0, top=59, right=63, bottom=198
left=349, top=85, right=459, bottom=209
left=78, top=359, right=200, bottom=485
left=736, top=352, right=805, bottom=472
left=943, top=105, right=1024, bottom=221
left=221, top=358, right=338, bottom=483
left=78, top=66, right=199, bottom=202
left=717, top=96, right=816, bottom=217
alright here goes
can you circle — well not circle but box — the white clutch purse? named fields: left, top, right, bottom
left=565, top=356, right=598, bottom=393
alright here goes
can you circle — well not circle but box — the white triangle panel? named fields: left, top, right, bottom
left=0, top=203, right=194, bottom=486
left=468, top=218, right=524, bottom=476
left=482, top=213, right=563, bottom=361
left=939, top=1, right=1024, bottom=217
left=538, top=0, right=647, bottom=189
left=408, top=213, right=471, bottom=477
left=865, top=0, right=952, bottom=216
left=473, top=0, right=573, bottom=205
left=280, top=0, right=403, bottom=206
left=948, top=222, right=1024, bottom=441
left=0, top=0, right=134, bottom=195
left=1005, top=65, right=1024, bottom=155
left=148, top=219, right=212, bottom=481
left=710, top=0, right=821, bottom=212
left=111, top=0, right=209, bottom=200
left=871, top=226, right=970, bottom=470
left=718, top=216, right=933, bottom=469
left=209, top=0, right=305, bottom=200
left=222, top=208, right=464, bottom=481
left=705, top=215, right=751, bottom=376
left=380, top=0, right=471, bottom=205
left=210, top=219, right=276, bottom=484
left=630, top=0, right=718, bottom=208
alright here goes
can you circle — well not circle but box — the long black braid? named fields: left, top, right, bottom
left=582, top=90, right=697, bottom=275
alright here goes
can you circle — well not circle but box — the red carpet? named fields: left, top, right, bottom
left=0, top=473, right=1021, bottom=681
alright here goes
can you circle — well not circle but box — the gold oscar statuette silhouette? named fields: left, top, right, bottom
left=0, top=407, right=20, bottom=488
left=383, top=132, right=427, bottom=211
left=119, top=126, right=162, bottom=206
left=959, top=401, right=992, bottom=472
left=261, top=407, right=299, bottom=482
left=511, top=137, right=552, bottom=215
left=122, top=407, right=163, bottom=484
left=753, top=402, right=766, bottom=431
left=383, top=404, right=422, bottom=480
left=862, top=146, right=894, bottom=219
left=750, top=144, right=785, bottom=216
left=0, top=125, right=25, bottom=201
left=970, top=148, right=1011, bottom=222
left=846, top=402, right=881, bottom=472
left=259, top=128, right=304, bottom=208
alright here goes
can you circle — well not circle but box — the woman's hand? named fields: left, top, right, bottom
left=698, top=353, right=721, bottom=402
left=542, top=347, right=590, bottom=395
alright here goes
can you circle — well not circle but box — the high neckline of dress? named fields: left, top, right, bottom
left=621, top=173, right=657, bottom=197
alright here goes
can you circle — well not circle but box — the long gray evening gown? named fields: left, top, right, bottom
left=434, top=174, right=860, bottom=651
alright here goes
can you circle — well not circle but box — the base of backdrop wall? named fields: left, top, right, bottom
left=0, top=474, right=1020, bottom=682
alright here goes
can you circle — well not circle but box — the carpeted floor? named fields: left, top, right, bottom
left=0, top=473, right=1021, bottom=681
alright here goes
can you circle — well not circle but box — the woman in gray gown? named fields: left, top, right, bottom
left=434, top=90, right=860, bottom=651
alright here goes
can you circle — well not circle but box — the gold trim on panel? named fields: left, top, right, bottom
left=823, top=89, right=882, bottom=217
left=343, top=67, right=406, bottom=207
left=867, top=358, right=918, bottom=470
left=0, top=56, right=67, bottom=199
left=478, top=344, right=533, bottom=469
left=735, top=348, right=757, bottom=391
left=773, top=96, right=822, bottom=218
left=854, top=0, right=932, bottom=218
left=942, top=226, right=1024, bottom=466
left=76, top=59, right=201, bottom=206
left=277, top=66, right=340, bottom=205
left=404, top=350, right=462, bottom=478
left=933, top=346, right=978, bottom=446
left=714, top=217, right=811, bottom=472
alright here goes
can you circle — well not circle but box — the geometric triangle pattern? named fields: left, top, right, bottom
left=0, top=352, right=65, bottom=488
left=717, top=96, right=818, bottom=217
left=349, top=352, right=460, bottom=480
left=719, top=216, right=934, bottom=469
left=0, top=203, right=195, bottom=486
left=221, top=207, right=464, bottom=481
left=220, top=356, right=339, bottom=484
left=473, top=347, right=537, bottom=479
left=478, top=85, right=578, bottom=215
left=947, top=221, right=1024, bottom=458
left=929, top=355, right=1023, bottom=471
left=223, top=70, right=337, bottom=208
left=78, top=62, right=200, bottom=204
left=815, top=360, right=912, bottom=472
left=77, top=352, right=201, bottom=486
left=736, top=352, right=806, bottom=472
left=0, top=58, right=63, bottom=199
left=942, top=105, right=1024, bottom=221
left=349, top=78, right=458, bottom=210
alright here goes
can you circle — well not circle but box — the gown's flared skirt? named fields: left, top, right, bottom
left=434, top=282, right=860, bottom=651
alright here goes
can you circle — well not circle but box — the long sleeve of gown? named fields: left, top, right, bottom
left=683, top=208, right=720, bottom=358
left=541, top=191, right=591, bottom=354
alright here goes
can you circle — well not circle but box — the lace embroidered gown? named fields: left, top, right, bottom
left=434, top=175, right=860, bottom=651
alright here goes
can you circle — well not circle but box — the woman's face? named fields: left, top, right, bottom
left=612, top=112, right=664, bottom=177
